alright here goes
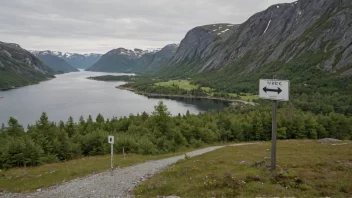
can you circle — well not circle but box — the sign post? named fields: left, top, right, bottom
left=108, top=136, right=114, bottom=174
left=259, top=79, right=289, bottom=171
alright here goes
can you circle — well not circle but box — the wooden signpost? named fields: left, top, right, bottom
left=259, top=79, right=289, bottom=170
left=108, top=135, right=114, bottom=174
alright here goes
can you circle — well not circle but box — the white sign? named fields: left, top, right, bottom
left=108, top=136, right=114, bottom=144
left=259, top=79, right=289, bottom=101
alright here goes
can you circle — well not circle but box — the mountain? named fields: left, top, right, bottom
left=31, top=51, right=79, bottom=73
left=161, top=0, right=352, bottom=88
left=86, top=48, right=149, bottom=72
left=86, top=44, right=178, bottom=73
left=60, top=53, right=102, bottom=69
left=136, top=44, right=179, bottom=73
left=0, top=41, right=54, bottom=90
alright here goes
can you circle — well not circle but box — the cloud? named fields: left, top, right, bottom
left=0, top=0, right=295, bottom=53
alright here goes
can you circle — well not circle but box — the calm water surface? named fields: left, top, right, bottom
left=0, top=71, right=229, bottom=126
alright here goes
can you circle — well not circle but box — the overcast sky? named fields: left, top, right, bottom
left=0, top=0, right=295, bottom=54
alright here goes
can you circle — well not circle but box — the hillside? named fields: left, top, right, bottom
left=31, top=51, right=79, bottom=73
left=0, top=41, right=54, bottom=90
left=160, top=0, right=352, bottom=92
left=135, top=141, right=352, bottom=197
left=86, top=44, right=178, bottom=73
left=136, top=44, right=179, bottom=73
left=60, top=53, right=101, bottom=69
left=86, top=48, right=149, bottom=72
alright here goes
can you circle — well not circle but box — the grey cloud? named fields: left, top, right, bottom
left=0, top=0, right=295, bottom=53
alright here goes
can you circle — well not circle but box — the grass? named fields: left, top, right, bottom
left=154, top=80, right=259, bottom=101
left=155, top=80, right=212, bottom=92
left=0, top=145, right=225, bottom=193
left=239, top=94, right=259, bottom=102
left=134, top=140, right=352, bottom=198
left=212, top=92, right=259, bottom=102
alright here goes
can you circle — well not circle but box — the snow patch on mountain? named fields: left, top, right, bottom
left=263, top=19, right=271, bottom=34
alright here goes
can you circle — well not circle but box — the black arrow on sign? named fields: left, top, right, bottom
left=263, top=87, right=282, bottom=94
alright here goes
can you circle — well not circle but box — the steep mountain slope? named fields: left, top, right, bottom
left=134, top=44, right=179, bottom=73
left=60, top=53, right=102, bottom=69
left=86, top=48, right=149, bottom=72
left=0, top=42, right=54, bottom=89
left=31, top=51, right=79, bottom=73
left=163, top=0, right=352, bottom=83
left=86, top=44, right=178, bottom=73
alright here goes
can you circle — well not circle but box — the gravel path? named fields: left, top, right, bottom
left=1, top=143, right=255, bottom=198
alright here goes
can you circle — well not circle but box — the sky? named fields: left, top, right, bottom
left=0, top=0, right=295, bottom=54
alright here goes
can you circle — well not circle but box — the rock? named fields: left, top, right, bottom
left=37, top=189, right=41, bottom=192
left=251, top=160, right=266, bottom=168
left=317, top=138, right=341, bottom=143
left=167, top=0, right=352, bottom=77
left=238, top=161, right=251, bottom=165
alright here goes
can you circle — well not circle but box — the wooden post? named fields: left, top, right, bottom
left=123, top=147, right=125, bottom=159
left=111, top=143, right=113, bottom=175
left=271, top=100, right=277, bottom=171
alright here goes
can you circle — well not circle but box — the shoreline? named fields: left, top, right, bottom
left=0, top=77, right=56, bottom=92
left=116, top=85, right=255, bottom=106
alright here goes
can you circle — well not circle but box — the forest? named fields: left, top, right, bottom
left=1, top=101, right=351, bottom=169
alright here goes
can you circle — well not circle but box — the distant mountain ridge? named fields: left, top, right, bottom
left=0, top=41, right=54, bottom=89
left=31, top=51, right=102, bottom=69
left=86, top=44, right=179, bottom=73
left=31, top=51, right=79, bottom=73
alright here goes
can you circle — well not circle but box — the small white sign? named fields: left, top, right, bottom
left=108, top=136, right=114, bottom=144
left=259, top=79, right=290, bottom=101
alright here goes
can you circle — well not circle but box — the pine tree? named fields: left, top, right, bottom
left=96, top=114, right=105, bottom=124
left=65, top=117, right=76, bottom=137
left=7, top=117, right=24, bottom=136
left=1, top=123, right=5, bottom=132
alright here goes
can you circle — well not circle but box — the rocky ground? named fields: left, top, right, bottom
left=1, top=143, right=256, bottom=198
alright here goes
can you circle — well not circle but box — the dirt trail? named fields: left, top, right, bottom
left=1, top=143, right=257, bottom=198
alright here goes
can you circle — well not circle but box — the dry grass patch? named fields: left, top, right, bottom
left=134, top=140, right=352, bottom=197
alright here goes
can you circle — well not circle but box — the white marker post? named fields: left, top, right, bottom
left=259, top=79, right=289, bottom=171
left=108, top=136, right=114, bottom=175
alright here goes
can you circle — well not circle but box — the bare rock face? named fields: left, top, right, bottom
left=137, top=44, right=179, bottom=73
left=168, top=0, right=352, bottom=76
left=0, top=41, right=54, bottom=85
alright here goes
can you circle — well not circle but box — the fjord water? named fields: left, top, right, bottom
left=0, top=70, right=228, bottom=127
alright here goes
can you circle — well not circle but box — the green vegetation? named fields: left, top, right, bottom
left=87, top=75, right=137, bottom=82
left=188, top=51, right=352, bottom=115
left=155, top=80, right=211, bottom=91
left=135, top=140, right=352, bottom=197
left=89, top=76, right=258, bottom=102
left=0, top=42, right=54, bottom=90
left=0, top=70, right=44, bottom=90
left=1, top=101, right=351, bottom=170
left=0, top=147, right=218, bottom=192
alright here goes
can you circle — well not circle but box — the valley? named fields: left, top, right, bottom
left=0, top=71, right=228, bottom=128
left=0, top=0, right=351, bottom=197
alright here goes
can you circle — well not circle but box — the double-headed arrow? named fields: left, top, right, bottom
left=263, top=87, right=282, bottom=94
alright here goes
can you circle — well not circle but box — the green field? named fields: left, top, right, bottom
left=154, top=80, right=259, bottom=101
left=135, top=140, right=352, bottom=197
left=155, top=80, right=212, bottom=92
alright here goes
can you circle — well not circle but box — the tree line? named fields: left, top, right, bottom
left=0, top=101, right=351, bottom=169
